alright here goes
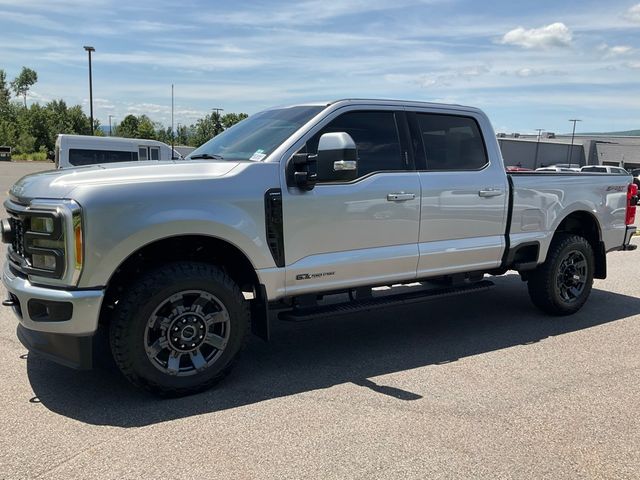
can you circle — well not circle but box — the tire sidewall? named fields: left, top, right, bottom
left=548, top=237, right=594, bottom=312
left=114, top=265, right=248, bottom=392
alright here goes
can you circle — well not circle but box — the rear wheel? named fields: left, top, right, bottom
left=109, top=262, right=250, bottom=397
left=527, top=234, right=594, bottom=315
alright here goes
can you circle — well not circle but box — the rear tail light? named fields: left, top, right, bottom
left=626, top=183, right=638, bottom=225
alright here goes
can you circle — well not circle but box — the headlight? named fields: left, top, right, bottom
left=30, top=216, right=55, bottom=233
left=24, top=211, right=65, bottom=277
left=3, top=199, right=83, bottom=286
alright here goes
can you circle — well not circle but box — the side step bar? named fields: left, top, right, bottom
left=279, top=279, right=495, bottom=322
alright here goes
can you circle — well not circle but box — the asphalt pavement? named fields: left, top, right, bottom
left=0, top=161, right=639, bottom=479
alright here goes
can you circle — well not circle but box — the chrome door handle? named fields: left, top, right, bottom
left=478, top=188, right=504, bottom=198
left=387, top=192, right=415, bottom=202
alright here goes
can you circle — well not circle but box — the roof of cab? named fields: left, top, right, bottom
left=266, top=98, right=482, bottom=114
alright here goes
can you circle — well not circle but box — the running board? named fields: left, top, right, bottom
left=278, top=280, right=495, bottom=322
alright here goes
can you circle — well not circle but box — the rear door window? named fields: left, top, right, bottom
left=150, top=147, right=160, bottom=160
left=139, top=147, right=148, bottom=161
left=413, top=113, right=488, bottom=171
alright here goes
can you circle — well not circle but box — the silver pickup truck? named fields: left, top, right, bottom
left=2, top=99, right=637, bottom=396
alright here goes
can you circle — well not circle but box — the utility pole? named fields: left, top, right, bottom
left=212, top=107, right=224, bottom=135
left=567, top=119, right=582, bottom=168
left=83, top=46, right=95, bottom=135
left=534, top=129, right=544, bottom=170
left=108, top=114, right=114, bottom=136
left=171, top=84, right=175, bottom=159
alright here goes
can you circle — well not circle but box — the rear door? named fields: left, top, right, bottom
left=281, top=108, right=421, bottom=295
left=408, top=110, right=508, bottom=276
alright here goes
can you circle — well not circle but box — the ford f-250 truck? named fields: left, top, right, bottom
left=2, top=99, right=637, bottom=397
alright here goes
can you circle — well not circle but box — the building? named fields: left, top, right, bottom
left=497, top=134, right=640, bottom=170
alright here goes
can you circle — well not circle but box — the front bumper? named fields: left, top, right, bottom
left=3, top=262, right=104, bottom=369
left=2, top=262, right=104, bottom=335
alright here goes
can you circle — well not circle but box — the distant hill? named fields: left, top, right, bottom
left=582, top=129, right=640, bottom=136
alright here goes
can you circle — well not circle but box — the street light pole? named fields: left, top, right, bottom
left=83, top=46, right=95, bottom=135
left=567, top=119, right=582, bottom=168
left=108, top=115, right=114, bottom=136
left=171, top=84, right=175, bottom=159
left=534, top=129, right=544, bottom=170
left=212, top=107, right=224, bottom=135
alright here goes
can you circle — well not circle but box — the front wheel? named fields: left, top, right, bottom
left=109, top=262, right=250, bottom=397
left=527, top=234, right=595, bottom=315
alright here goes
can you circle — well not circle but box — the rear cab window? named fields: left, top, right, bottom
left=408, top=113, right=488, bottom=171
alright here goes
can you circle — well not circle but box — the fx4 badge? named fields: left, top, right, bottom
left=296, top=272, right=335, bottom=281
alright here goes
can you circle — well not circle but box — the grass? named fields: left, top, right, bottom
left=10, top=152, right=50, bottom=161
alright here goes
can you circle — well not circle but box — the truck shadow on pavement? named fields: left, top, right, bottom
left=25, top=274, right=640, bottom=427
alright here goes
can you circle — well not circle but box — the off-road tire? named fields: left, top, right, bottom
left=527, top=234, right=594, bottom=315
left=109, top=262, right=250, bottom=397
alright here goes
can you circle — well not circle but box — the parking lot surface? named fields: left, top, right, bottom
left=0, top=162, right=639, bottom=479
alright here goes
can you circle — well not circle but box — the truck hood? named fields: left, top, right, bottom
left=9, top=161, right=241, bottom=203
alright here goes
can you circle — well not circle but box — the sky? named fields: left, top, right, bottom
left=0, top=0, right=639, bottom=134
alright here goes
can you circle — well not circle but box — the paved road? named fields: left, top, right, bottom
left=0, top=162, right=639, bottom=479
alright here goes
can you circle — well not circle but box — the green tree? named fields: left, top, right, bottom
left=190, top=112, right=225, bottom=147
left=221, top=112, right=248, bottom=129
left=115, top=114, right=140, bottom=138
left=66, top=105, right=93, bottom=135
left=175, top=125, right=189, bottom=145
left=10, top=67, right=38, bottom=108
left=154, top=126, right=173, bottom=144
left=136, top=115, right=156, bottom=139
left=0, top=69, right=10, bottom=106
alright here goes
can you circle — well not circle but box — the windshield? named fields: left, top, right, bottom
left=187, top=105, right=325, bottom=161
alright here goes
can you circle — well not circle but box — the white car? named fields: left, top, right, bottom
left=580, top=165, right=629, bottom=174
left=535, top=166, right=579, bottom=172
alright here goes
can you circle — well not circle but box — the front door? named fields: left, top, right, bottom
left=281, top=109, right=422, bottom=296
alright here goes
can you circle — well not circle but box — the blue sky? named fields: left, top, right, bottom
left=0, top=0, right=639, bottom=133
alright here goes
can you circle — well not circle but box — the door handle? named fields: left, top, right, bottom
left=387, top=192, right=415, bottom=202
left=478, top=188, right=504, bottom=198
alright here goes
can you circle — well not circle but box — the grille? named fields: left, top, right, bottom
left=9, top=216, right=26, bottom=258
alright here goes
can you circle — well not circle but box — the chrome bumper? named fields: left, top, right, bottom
left=2, top=262, right=104, bottom=335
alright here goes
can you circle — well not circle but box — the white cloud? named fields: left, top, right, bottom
left=627, top=3, right=640, bottom=22
left=598, top=43, right=633, bottom=57
left=500, top=22, right=573, bottom=49
left=513, top=68, right=565, bottom=77
left=201, top=0, right=443, bottom=27
left=384, top=65, right=491, bottom=89
left=626, top=61, right=640, bottom=69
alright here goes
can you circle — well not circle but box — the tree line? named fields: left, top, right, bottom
left=0, top=66, right=248, bottom=158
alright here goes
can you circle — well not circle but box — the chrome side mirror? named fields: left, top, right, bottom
left=316, top=132, right=358, bottom=182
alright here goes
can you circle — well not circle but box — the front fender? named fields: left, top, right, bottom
left=71, top=164, right=280, bottom=288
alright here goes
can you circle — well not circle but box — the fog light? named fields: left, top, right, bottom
left=30, top=217, right=55, bottom=233
left=32, top=254, right=57, bottom=270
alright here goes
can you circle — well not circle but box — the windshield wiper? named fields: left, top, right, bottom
left=188, top=153, right=224, bottom=160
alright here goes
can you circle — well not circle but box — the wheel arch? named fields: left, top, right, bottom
left=552, top=210, right=606, bottom=279
left=99, top=234, right=269, bottom=338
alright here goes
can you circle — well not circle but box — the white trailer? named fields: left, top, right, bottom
left=54, top=135, right=182, bottom=169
